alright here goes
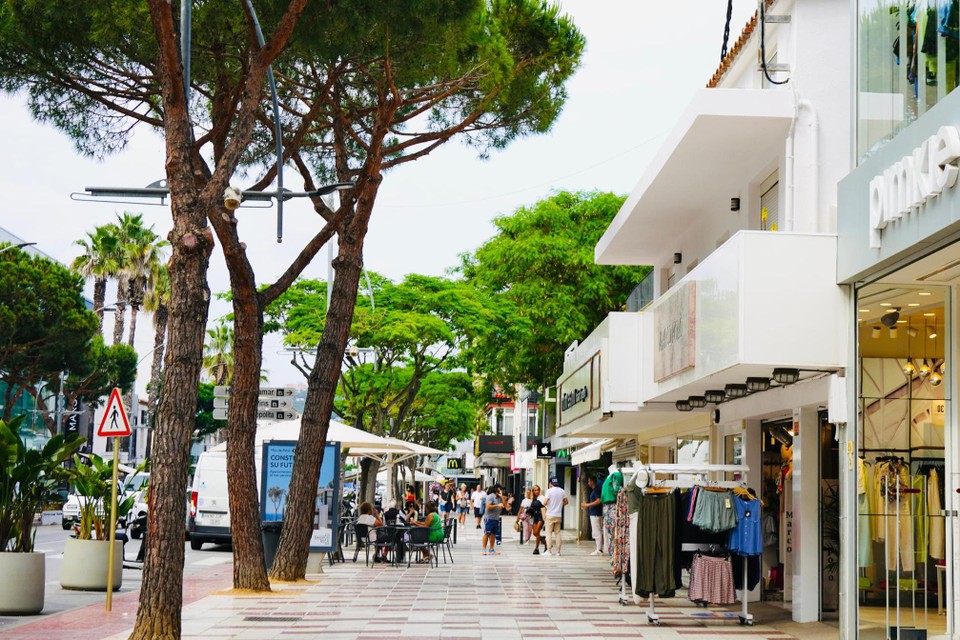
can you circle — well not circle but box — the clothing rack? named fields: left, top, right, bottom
left=619, top=463, right=754, bottom=627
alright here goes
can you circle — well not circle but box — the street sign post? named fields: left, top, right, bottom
left=212, top=385, right=295, bottom=399
left=96, top=387, right=131, bottom=611
left=212, top=397, right=293, bottom=411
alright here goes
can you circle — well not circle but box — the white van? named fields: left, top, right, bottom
left=188, top=449, right=236, bottom=550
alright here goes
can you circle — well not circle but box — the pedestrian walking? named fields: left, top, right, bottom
left=457, top=485, right=470, bottom=526
left=519, top=488, right=533, bottom=542
left=481, top=485, right=503, bottom=555
left=542, top=476, right=567, bottom=556
left=440, top=481, right=455, bottom=523
left=472, top=486, right=487, bottom=529
left=493, top=485, right=505, bottom=544
left=527, top=485, right=546, bottom=554
left=581, top=475, right=604, bottom=555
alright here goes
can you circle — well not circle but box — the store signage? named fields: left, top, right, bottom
left=478, top=435, right=513, bottom=454
left=653, top=281, right=696, bottom=381
left=557, top=353, right=601, bottom=426
left=536, top=442, right=553, bottom=459
left=869, top=125, right=960, bottom=248
left=446, top=457, right=462, bottom=470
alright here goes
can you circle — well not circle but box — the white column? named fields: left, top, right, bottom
left=792, top=406, right=820, bottom=623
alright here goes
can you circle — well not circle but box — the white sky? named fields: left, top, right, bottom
left=0, top=1, right=755, bottom=394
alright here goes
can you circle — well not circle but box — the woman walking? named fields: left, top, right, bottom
left=519, top=488, right=533, bottom=543
left=457, top=484, right=470, bottom=526
left=526, top=485, right=546, bottom=555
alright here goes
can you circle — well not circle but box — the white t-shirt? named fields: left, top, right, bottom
left=472, top=490, right=487, bottom=509
left=544, top=486, right=566, bottom=518
left=356, top=513, right=378, bottom=540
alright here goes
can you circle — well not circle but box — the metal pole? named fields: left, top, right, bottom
left=105, top=436, right=121, bottom=611
left=180, top=0, right=191, bottom=105
left=56, top=371, right=65, bottom=435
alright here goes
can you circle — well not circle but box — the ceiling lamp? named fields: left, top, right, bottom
left=725, top=383, right=748, bottom=399
left=772, top=368, right=800, bottom=384
left=929, top=371, right=943, bottom=386
left=881, top=308, right=901, bottom=326
left=902, top=360, right=916, bottom=377
left=688, top=396, right=707, bottom=409
left=906, top=327, right=919, bottom=338
left=938, top=361, right=946, bottom=375
left=746, top=377, right=770, bottom=393
left=676, top=400, right=692, bottom=412
left=871, top=326, right=882, bottom=339
left=918, top=359, right=931, bottom=378
left=704, top=389, right=726, bottom=404
left=928, top=326, right=938, bottom=339
left=889, top=327, right=898, bottom=338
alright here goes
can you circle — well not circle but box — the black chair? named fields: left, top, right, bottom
left=438, top=522, right=454, bottom=564
left=406, top=527, right=436, bottom=567
left=371, top=526, right=400, bottom=566
left=352, top=523, right=372, bottom=566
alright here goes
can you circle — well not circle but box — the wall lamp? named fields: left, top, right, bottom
left=725, top=383, right=748, bottom=399
left=772, top=368, right=800, bottom=385
left=688, top=396, right=707, bottom=409
left=676, top=400, right=692, bottom=412
left=746, top=377, right=770, bottom=393
left=704, top=390, right=726, bottom=404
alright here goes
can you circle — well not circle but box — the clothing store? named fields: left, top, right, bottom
left=837, top=4, right=960, bottom=637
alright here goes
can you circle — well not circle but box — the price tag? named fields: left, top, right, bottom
left=724, top=498, right=731, bottom=509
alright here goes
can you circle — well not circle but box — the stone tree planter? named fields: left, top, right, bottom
left=60, top=538, right=122, bottom=591
left=0, top=552, right=45, bottom=614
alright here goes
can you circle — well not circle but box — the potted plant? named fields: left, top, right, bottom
left=60, top=453, right=142, bottom=591
left=0, top=416, right=84, bottom=614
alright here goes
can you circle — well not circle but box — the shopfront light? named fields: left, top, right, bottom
left=772, top=368, right=800, bottom=385
left=688, top=396, right=707, bottom=409
left=676, top=400, right=692, bottom=412
left=918, top=359, right=931, bottom=378
left=746, top=377, right=770, bottom=393
left=929, top=371, right=943, bottom=386
left=725, top=383, right=748, bottom=399
left=902, top=360, right=916, bottom=377
left=871, top=326, right=882, bottom=339
left=704, top=389, right=726, bottom=404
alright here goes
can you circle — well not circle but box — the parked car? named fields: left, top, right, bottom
left=61, top=470, right=150, bottom=532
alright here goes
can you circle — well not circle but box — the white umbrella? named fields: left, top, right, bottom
left=209, top=418, right=414, bottom=454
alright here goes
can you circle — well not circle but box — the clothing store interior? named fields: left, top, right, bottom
left=857, top=278, right=950, bottom=639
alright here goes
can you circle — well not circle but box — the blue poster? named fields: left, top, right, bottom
left=260, top=440, right=340, bottom=552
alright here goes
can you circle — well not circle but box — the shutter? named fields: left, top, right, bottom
left=760, top=173, right=780, bottom=231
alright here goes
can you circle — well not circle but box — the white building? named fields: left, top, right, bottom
left=558, top=0, right=850, bottom=629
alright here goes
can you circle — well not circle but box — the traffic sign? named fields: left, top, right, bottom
left=97, top=388, right=132, bottom=437
left=259, top=410, right=297, bottom=421
left=213, top=408, right=228, bottom=420
left=212, top=386, right=295, bottom=399
left=214, top=385, right=231, bottom=398
left=213, top=397, right=229, bottom=409
left=212, top=397, right=294, bottom=411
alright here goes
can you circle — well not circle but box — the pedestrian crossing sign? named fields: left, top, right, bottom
left=97, top=387, right=132, bottom=437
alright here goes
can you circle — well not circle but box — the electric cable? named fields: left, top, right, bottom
left=721, top=0, right=734, bottom=61
left=759, top=0, right=790, bottom=85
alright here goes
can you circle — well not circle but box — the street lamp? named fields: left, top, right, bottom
left=0, top=242, right=36, bottom=254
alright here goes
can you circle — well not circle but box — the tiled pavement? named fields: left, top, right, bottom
left=6, top=519, right=835, bottom=639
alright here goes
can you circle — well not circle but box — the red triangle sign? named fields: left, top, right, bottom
left=97, top=388, right=132, bottom=437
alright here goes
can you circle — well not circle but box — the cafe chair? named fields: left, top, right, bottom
left=406, top=527, right=436, bottom=568
left=439, top=522, right=454, bottom=564
left=371, top=526, right=400, bottom=566
left=352, top=522, right=372, bottom=566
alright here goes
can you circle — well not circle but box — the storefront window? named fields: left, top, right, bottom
left=855, top=282, right=950, bottom=638
left=858, top=0, right=960, bottom=161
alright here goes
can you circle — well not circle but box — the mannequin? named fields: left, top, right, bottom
left=600, top=464, right=624, bottom=556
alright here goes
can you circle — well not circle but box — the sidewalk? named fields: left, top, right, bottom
left=6, top=518, right=836, bottom=639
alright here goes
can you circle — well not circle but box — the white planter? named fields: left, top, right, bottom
left=60, top=538, right=122, bottom=591
left=0, top=552, right=45, bottom=614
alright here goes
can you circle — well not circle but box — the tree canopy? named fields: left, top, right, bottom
left=460, top=190, right=651, bottom=386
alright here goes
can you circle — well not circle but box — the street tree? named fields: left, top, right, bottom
left=460, top=190, right=651, bottom=387
left=143, top=263, right=170, bottom=422
left=266, top=273, right=499, bottom=501
left=72, top=226, right=119, bottom=335
left=0, top=247, right=136, bottom=431
left=202, top=322, right=235, bottom=386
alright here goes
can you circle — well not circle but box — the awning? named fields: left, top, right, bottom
left=571, top=439, right=614, bottom=466
left=210, top=419, right=416, bottom=455
left=596, top=88, right=795, bottom=266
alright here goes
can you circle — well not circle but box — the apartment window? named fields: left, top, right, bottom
left=760, top=172, right=780, bottom=231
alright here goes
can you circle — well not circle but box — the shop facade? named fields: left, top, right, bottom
left=837, top=3, right=960, bottom=637
left=558, top=0, right=851, bottom=626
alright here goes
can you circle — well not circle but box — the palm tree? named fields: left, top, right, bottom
left=111, top=212, right=166, bottom=348
left=203, top=322, right=235, bottom=385
left=143, top=263, right=170, bottom=422
left=71, top=227, right=120, bottom=334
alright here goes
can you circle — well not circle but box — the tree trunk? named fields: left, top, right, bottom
left=128, top=276, right=145, bottom=347
left=113, top=274, right=128, bottom=346
left=148, top=304, right=167, bottom=423
left=359, top=457, right=380, bottom=505
left=269, top=195, right=376, bottom=581
left=94, top=277, right=107, bottom=335
left=224, top=289, right=270, bottom=590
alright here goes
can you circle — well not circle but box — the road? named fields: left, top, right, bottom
left=0, top=523, right=234, bottom=631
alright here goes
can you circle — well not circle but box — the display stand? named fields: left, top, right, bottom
left=882, top=474, right=926, bottom=638
left=618, top=463, right=754, bottom=627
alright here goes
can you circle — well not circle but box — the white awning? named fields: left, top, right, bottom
left=571, top=439, right=614, bottom=466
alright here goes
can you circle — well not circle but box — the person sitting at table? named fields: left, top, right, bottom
left=382, top=499, right=405, bottom=525
left=410, top=500, right=443, bottom=563
left=356, top=502, right=386, bottom=562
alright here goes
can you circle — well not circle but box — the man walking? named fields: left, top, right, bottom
left=481, top=485, right=503, bottom=555
left=581, top=476, right=603, bottom=555
left=542, top=476, right=567, bottom=556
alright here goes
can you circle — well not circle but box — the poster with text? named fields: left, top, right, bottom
left=260, top=440, right=340, bottom=552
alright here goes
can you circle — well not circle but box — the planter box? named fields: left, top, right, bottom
left=60, top=538, right=122, bottom=591
left=0, top=552, right=45, bottom=614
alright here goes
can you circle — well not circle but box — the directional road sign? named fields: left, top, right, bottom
left=213, top=408, right=228, bottom=420
left=97, top=388, right=132, bottom=437
left=213, top=386, right=295, bottom=399
left=213, top=408, right=298, bottom=421
left=212, top=397, right=293, bottom=411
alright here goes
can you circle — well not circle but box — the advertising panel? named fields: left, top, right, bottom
left=260, top=440, right=340, bottom=552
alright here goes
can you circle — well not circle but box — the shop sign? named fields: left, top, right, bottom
left=557, top=352, right=601, bottom=426
left=653, top=281, right=696, bottom=381
left=536, top=442, right=553, bottom=459
left=478, top=435, right=533, bottom=454
left=869, top=125, right=960, bottom=248
left=446, top=457, right=463, bottom=470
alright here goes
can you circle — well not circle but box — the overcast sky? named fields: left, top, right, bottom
left=0, top=1, right=755, bottom=394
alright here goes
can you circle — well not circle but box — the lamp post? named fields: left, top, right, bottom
left=0, top=242, right=36, bottom=254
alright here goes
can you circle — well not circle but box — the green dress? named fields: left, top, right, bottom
left=428, top=512, right=444, bottom=543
